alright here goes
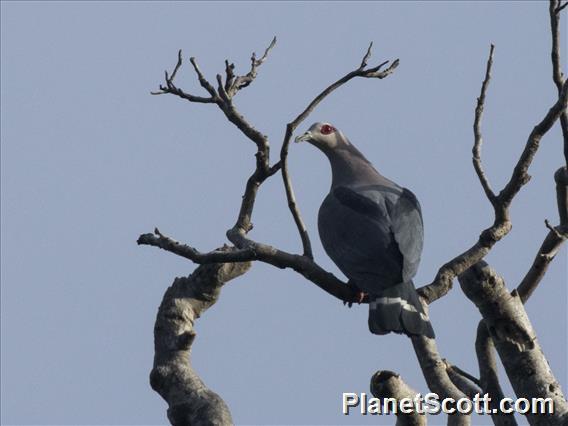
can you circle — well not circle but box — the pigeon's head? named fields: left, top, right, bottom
left=295, top=122, right=348, bottom=152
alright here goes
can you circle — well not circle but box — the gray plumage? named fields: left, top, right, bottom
left=296, top=122, right=435, bottom=338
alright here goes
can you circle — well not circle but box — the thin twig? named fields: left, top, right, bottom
left=473, top=44, right=497, bottom=204
left=444, top=361, right=481, bottom=387
left=188, top=57, right=218, bottom=98
left=517, top=228, right=566, bottom=303
left=556, top=1, right=568, bottom=13
left=545, top=218, right=567, bottom=238
left=445, top=364, right=483, bottom=400
left=550, top=0, right=568, bottom=167
left=226, top=37, right=276, bottom=97
left=360, top=42, right=373, bottom=69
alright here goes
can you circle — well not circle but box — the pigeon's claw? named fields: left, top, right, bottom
left=343, top=280, right=367, bottom=308
left=356, top=291, right=367, bottom=304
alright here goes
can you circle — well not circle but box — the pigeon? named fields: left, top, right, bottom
left=295, top=122, right=435, bottom=338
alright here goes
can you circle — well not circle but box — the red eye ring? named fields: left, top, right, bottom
left=320, top=124, right=335, bottom=135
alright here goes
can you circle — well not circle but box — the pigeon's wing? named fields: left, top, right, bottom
left=318, top=187, right=403, bottom=290
left=389, top=188, right=424, bottom=282
left=332, top=185, right=423, bottom=283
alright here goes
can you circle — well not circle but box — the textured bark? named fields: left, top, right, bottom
left=445, top=362, right=482, bottom=401
left=150, top=258, right=251, bottom=426
left=411, top=336, right=471, bottom=426
left=475, top=321, right=517, bottom=426
left=459, top=262, right=568, bottom=425
left=517, top=167, right=568, bottom=303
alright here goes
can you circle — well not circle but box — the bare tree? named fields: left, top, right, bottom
left=138, top=2, right=568, bottom=425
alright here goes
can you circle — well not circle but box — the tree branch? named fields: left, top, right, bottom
left=459, top=262, right=568, bottom=425
left=444, top=360, right=482, bottom=394
left=411, top=336, right=471, bottom=426
left=370, top=370, right=426, bottom=426
left=472, top=44, right=497, bottom=204
left=138, top=228, right=365, bottom=304
left=550, top=1, right=566, bottom=93
left=280, top=43, right=399, bottom=258
left=475, top=321, right=518, bottom=426
left=499, top=82, right=568, bottom=206
left=517, top=168, right=568, bottom=302
left=549, top=0, right=568, bottom=167
left=150, top=257, right=251, bottom=426
left=444, top=363, right=483, bottom=405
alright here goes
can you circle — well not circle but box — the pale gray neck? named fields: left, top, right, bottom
left=323, top=144, right=385, bottom=189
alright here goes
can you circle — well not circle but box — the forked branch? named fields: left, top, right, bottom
left=225, top=37, right=276, bottom=98
left=151, top=50, right=217, bottom=104
left=418, top=52, right=568, bottom=304
left=152, top=40, right=276, bottom=175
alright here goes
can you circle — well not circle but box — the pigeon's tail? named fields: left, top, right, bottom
left=368, top=280, right=435, bottom=338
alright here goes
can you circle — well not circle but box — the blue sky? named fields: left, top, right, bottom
left=1, top=1, right=566, bottom=425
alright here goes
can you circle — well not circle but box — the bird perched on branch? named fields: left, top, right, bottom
left=295, top=122, right=435, bottom=338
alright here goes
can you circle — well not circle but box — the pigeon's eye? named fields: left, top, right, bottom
left=320, top=124, right=335, bottom=135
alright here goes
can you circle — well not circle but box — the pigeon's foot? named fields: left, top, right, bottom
left=343, top=281, right=367, bottom=308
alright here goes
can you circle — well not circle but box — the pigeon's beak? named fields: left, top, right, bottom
left=294, top=131, right=313, bottom=143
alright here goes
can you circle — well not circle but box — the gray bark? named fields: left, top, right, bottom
left=475, top=321, right=517, bottom=426
left=411, top=336, right=471, bottom=426
left=371, top=370, right=427, bottom=426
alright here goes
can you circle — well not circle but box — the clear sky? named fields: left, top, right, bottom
left=1, top=1, right=566, bottom=425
